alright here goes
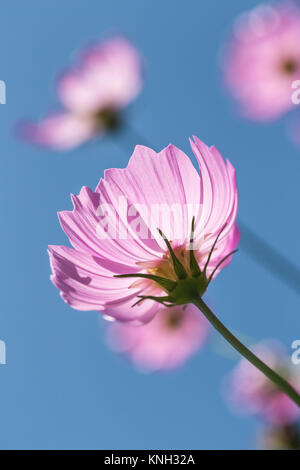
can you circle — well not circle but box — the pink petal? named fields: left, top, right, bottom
left=189, top=137, right=239, bottom=272
left=102, top=295, right=159, bottom=324
left=48, top=244, right=158, bottom=322
left=59, top=185, right=161, bottom=266
left=19, top=113, right=97, bottom=150
left=58, top=37, right=142, bottom=114
left=223, top=3, right=300, bottom=120
left=107, top=304, right=209, bottom=371
left=104, top=143, right=202, bottom=248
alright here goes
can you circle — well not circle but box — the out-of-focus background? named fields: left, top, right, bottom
left=0, top=0, right=299, bottom=450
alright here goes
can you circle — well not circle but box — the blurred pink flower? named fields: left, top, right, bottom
left=227, top=342, right=300, bottom=425
left=19, top=37, right=142, bottom=150
left=223, top=2, right=300, bottom=121
left=107, top=304, right=209, bottom=371
left=48, top=137, right=239, bottom=323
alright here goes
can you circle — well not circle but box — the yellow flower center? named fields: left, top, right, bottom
left=148, top=247, right=192, bottom=281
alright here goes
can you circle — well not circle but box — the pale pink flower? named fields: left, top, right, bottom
left=223, top=2, right=300, bottom=121
left=48, top=137, right=239, bottom=323
left=227, top=342, right=300, bottom=424
left=107, top=304, right=209, bottom=371
left=19, top=37, right=142, bottom=150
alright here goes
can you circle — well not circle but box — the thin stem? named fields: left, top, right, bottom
left=193, top=296, right=300, bottom=408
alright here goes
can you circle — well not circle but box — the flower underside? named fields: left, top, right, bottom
left=115, top=217, right=238, bottom=308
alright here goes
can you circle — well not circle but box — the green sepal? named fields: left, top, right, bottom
left=157, top=228, right=188, bottom=280
left=132, top=295, right=176, bottom=308
left=207, top=249, right=238, bottom=284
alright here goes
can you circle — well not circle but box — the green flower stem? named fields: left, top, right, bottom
left=193, top=296, right=300, bottom=408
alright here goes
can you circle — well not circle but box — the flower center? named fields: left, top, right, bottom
left=148, top=246, right=202, bottom=281
left=94, top=107, right=121, bottom=131
left=116, top=220, right=238, bottom=308
left=149, top=246, right=207, bottom=281
left=281, top=58, right=298, bottom=75
left=165, top=309, right=184, bottom=329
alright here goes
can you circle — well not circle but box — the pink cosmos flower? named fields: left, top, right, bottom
left=19, top=37, right=142, bottom=150
left=48, top=137, right=239, bottom=324
left=223, top=2, right=300, bottom=121
left=227, top=342, right=300, bottom=425
left=106, top=304, right=209, bottom=371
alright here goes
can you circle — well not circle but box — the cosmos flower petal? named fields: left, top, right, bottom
left=102, top=295, right=159, bottom=324
left=49, top=245, right=157, bottom=323
left=19, top=113, right=97, bottom=150
left=104, top=143, right=202, bottom=247
left=223, top=3, right=300, bottom=120
left=96, top=178, right=163, bottom=259
left=190, top=136, right=238, bottom=247
left=107, top=304, right=209, bottom=370
left=48, top=245, right=139, bottom=307
left=58, top=37, right=142, bottom=114
left=58, top=185, right=162, bottom=266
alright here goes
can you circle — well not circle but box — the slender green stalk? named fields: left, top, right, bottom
left=193, top=297, right=300, bottom=408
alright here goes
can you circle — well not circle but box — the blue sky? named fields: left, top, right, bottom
left=0, top=0, right=299, bottom=449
